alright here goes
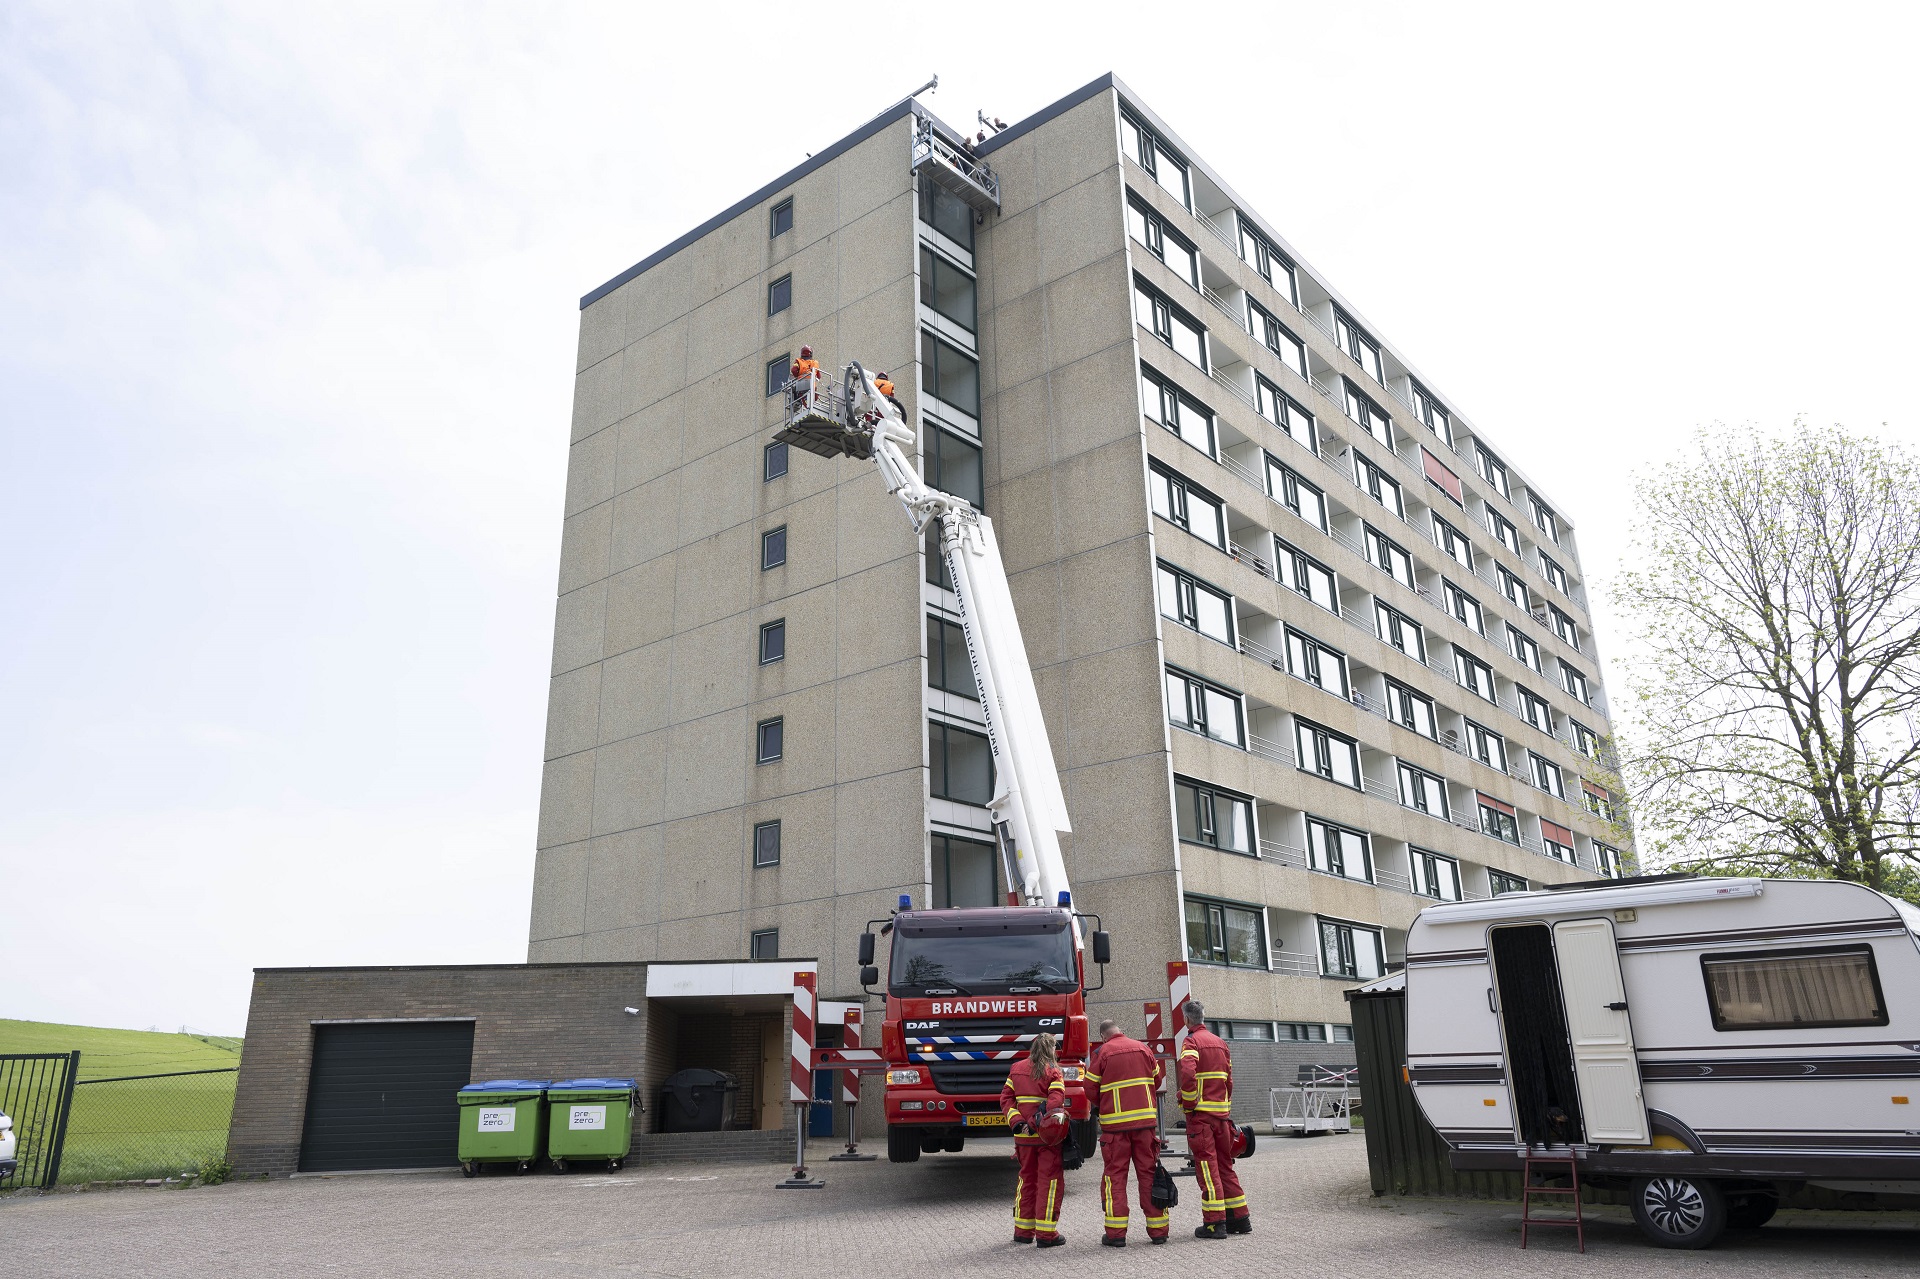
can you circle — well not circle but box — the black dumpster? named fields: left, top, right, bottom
left=658, top=1068, right=739, bottom=1133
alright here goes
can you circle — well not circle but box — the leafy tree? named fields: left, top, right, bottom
left=1613, top=422, right=1920, bottom=901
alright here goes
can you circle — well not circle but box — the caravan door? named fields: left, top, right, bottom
left=1552, top=918, right=1650, bottom=1143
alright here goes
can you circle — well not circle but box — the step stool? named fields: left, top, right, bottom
left=1519, top=1152, right=1584, bottom=1252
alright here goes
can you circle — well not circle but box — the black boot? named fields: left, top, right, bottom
left=1194, top=1222, right=1227, bottom=1240
left=1101, top=1236, right=1126, bottom=1248
left=1037, top=1235, right=1066, bottom=1249
left=1225, top=1215, right=1252, bottom=1235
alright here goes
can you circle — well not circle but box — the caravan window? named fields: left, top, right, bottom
left=1701, top=946, right=1889, bottom=1031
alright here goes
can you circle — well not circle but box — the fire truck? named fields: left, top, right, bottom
left=777, top=362, right=1111, bottom=1164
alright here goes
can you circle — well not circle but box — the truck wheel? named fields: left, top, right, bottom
left=1071, top=1119, right=1097, bottom=1161
left=1726, top=1191, right=1778, bottom=1230
left=887, top=1126, right=922, bottom=1164
left=1630, top=1175, right=1727, bottom=1249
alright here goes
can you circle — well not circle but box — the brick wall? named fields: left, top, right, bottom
left=228, top=963, right=650, bottom=1176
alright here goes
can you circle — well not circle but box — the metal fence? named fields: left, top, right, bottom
left=0, top=1053, right=80, bottom=1189
left=59, top=1067, right=239, bottom=1184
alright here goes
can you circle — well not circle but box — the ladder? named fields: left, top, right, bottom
left=1519, top=1151, right=1585, bottom=1252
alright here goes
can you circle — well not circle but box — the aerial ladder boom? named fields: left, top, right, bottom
left=777, top=363, right=1075, bottom=923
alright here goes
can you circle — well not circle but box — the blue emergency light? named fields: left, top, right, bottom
left=1057, top=891, right=1071, bottom=907
left=898, top=893, right=912, bottom=910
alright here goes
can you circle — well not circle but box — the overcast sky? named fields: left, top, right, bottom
left=4, top=2, right=1914, bottom=1035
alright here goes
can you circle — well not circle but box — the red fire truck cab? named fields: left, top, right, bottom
left=858, top=901, right=1110, bottom=1163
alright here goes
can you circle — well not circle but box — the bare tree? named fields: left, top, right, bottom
left=1612, top=422, right=1920, bottom=900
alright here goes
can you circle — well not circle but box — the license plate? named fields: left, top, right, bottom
left=965, top=1113, right=1008, bottom=1127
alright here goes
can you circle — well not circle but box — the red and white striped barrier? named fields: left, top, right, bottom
left=789, top=970, right=816, bottom=1105
left=841, top=1007, right=863, bottom=1104
left=1167, top=960, right=1192, bottom=1056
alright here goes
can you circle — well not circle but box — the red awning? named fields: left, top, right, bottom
left=1541, top=820, right=1574, bottom=845
left=1423, top=447, right=1464, bottom=505
left=1478, top=793, right=1516, bottom=817
left=1582, top=781, right=1610, bottom=800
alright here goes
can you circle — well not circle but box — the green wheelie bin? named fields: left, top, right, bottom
left=457, top=1080, right=549, bottom=1176
left=545, top=1078, right=639, bottom=1172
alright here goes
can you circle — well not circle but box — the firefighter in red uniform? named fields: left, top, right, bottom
left=999, top=1032, right=1070, bottom=1247
left=1083, top=1019, right=1167, bottom=1246
left=1178, top=1001, right=1251, bottom=1238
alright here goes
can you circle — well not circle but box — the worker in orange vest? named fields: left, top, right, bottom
left=790, top=345, right=820, bottom=384
left=1083, top=1019, right=1167, bottom=1246
left=1000, top=1032, right=1070, bottom=1247
left=1178, top=1001, right=1250, bottom=1238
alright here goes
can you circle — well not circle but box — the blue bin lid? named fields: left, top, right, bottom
left=549, top=1077, right=636, bottom=1090
left=460, top=1079, right=551, bottom=1092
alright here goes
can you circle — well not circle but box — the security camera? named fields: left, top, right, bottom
left=623, top=1007, right=641, bottom=1016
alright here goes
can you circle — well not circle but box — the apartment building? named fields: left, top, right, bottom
left=531, top=74, right=1630, bottom=1066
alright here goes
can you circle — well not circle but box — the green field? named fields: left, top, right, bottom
left=1, top=1020, right=243, bottom=1183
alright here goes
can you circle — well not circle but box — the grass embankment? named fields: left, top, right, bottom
left=0, top=1020, right=243, bottom=1183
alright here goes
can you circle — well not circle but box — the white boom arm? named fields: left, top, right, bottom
left=832, top=364, right=1075, bottom=920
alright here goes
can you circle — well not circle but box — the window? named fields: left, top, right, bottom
left=1498, top=565, right=1529, bottom=610
left=1141, top=365, right=1216, bottom=458
left=920, top=246, right=977, bottom=331
left=1295, top=718, right=1361, bottom=790
left=1167, top=667, right=1245, bottom=747
left=1398, top=762, right=1450, bottom=818
left=1121, top=111, right=1191, bottom=208
left=1332, top=1024, right=1355, bottom=1043
left=1266, top=455, right=1326, bottom=531
left=1344, top=383, right=1394, bottom=448
left=1530, top=495, right=1561, bottom=544
left=768, top=274, right=792, bottom=316
left=1506, top=624, right=1542, bottom=673
left=1703, top=947, right=1888, bottom=1031
left=1278, top=1022, right=1328, bottom=1042
left=1277, top=539, right=1341, bottom=614
left=1174, top=779, right=1255, bottom=854
left=766, top=354, right=790, bottom=398
left=1594, top=842, right=1624, bottom=879
left=1520, top=687, right=1554, bottom=733
left=1570, top=720, right=1601, bottom=761
left=1445, top=580, right=1485, bottom=635
left=1255, top=378, right=1316, bottom=449
left=1489, top=869, right=1529, bottom=895
left=1156, top=562, right=1236, bottom=646
left=1150, top=462, right=1227, bottom=549
left=1476, top=444, right=1510, bottom=498
left=1375, top=600, right=1426, bottom=661
left=1365, top=526, right=1416, bottom=590
left=769, top=198, right=793, bottom=238
left=924, top=524, right=953, bottom=591
left=1285, top=628, right=1350, bottom=698
left=761, top=525, right=788, bottom=569
left=1583, top=782, right=1616, bottom=821
left=1319, top=918, right=1386, bottom=980
left=1307, top=817, right=1372, bottom=882
left=1531, top=752, right=1566, bottom=799
left=1465, top=719, right=1507, bottom=772
left=1488, top=508, right=1521, bottom=556
left=1212, top=1020, right=1278, bottom=1041
left=763, top=439, right=789, bottom=481
left=1478, top=793, right=1519, bottom=844
left=1185, top=897, right=1267, bottom=968
left=753, top=820, right=782, bottom=867
left=1410, top=848, right=1462, bottom=901
left=919, top=179, right=974, bottom=251
left=1333, top=308, right=1383, bottom=383
left=1250, top=302, right=1307, bottom=377
left=926, top=614, right=978, bottom=699
left=925, top=334, right=980, bottom=417
left=1126, top=194, right=1199, bottom=288
left=1354, top=452, right=1405, bottom=519
left=1549, top=606, right=1580, bottom=650
left=1542, top=821, right=1575, bottom=863
left=1555, top=663, right=1588, bottom=707
left=757, top=717, right=784, bottom=763
left=926, top=425, right=983, bottom=507
left=1434, top=517, right=1473, bottom=570
left=1384, top=678, right=1436, bottom=738
left=1239, top=224, right=1297, bottom=306
left=1455, top=651, right=1496, bottom=702
left=932, top=833, right=998, bottom=908
left=1134, top=277, right=1208, bottom=370
left=750, top=928, right=780, bottom=960
left=929, top=720, right=994, bottom=804
left=759, top=619, right=786, bottom=665
left=1410, top=381, right=1453, bottom=448
left=1541, top=553, right=1569, bottom=595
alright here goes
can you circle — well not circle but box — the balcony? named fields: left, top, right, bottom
left=912, top=121, right=999, bottom=213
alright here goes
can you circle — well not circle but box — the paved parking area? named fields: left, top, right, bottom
left=5, top=1133, right=1917, bottom=1277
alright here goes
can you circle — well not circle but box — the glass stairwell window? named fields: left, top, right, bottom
left=919, top=246, right=977, bottom=332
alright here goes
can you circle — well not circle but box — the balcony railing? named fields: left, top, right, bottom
left=1249, top=733, right=1296, bottom=768
left=1269, top=951, right=1320, bottom=977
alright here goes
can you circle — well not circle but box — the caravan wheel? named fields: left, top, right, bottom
left=1630, top=1175, right=1726, bottom=1249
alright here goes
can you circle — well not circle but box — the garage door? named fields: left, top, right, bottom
left=298, top=1021, right=475, bottom=1172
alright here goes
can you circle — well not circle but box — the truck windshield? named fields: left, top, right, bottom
left=890, top=927, right=1078, bottom=993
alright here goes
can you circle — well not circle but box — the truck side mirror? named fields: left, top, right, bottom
left=1092, top=931, right=1112, bottom=966
left=859, top=965, right=879, bottom=987
left=857, top=932, right=876, bottom=966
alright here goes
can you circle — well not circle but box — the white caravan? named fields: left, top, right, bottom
left=1404, top=875, right=1920, bottom=1248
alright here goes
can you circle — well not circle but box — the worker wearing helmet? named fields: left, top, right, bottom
left=872, top=370, right=904, bottom=420
left=790, top=345, right=820, bottom=383
left=1000, top=1032, right=1070, bottom=1248
left=1178, top=1002, right=1249, bottom=1238
left=1083, top=1020, right=1167, bottom=1246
